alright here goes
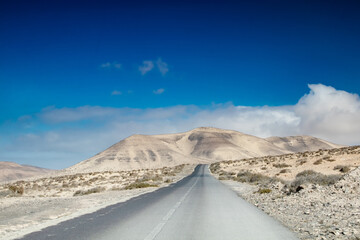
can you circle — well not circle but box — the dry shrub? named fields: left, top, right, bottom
left=297, top=159, right=307, bottom=165
left=279, top=169, right=290, bottom=174
left=218, top=170, right=234, bottom=180
left=313, top=159, right=323, bottom=165
left=285, top=170, right=342, bottom=194
left=209, top=162, right=221, bottom=173
left=235, top=171, right=279, bottom=186
left=258, top=188, right=272, bottom=194
left=124, top=182, right=158, bottom=190
left=73, top=186, right=105, bottom=196
left=8, top=185, right=24, bottom=195
left=273, top=163, right=291, bottom=168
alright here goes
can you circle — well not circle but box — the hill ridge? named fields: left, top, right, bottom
left=67, top=127, right=343, bottom=173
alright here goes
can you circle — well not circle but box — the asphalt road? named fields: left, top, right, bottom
left=19, top=165, right=299, bottom=240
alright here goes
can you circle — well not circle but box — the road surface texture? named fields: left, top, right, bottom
left=19, top=165, right=299, bottom=240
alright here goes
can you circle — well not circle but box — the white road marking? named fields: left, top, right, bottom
left=143, top=177, right=200, bottom=240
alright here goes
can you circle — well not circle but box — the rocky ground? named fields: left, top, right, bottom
left=211, top=146, right=360, bottom=240
left=0, top=164, right=195, bottom=240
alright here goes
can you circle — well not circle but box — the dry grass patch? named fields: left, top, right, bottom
left=258, top=188, right=272, bottom=194
left=273, top=163, right=291, bottom=168
left=73, top=186, right=105, bottom=196
left=313, top=159, right=323, bottom=165
left=124, top=182, right=158, bottom=190
left=8, top=185, right=24, bottom=195
left=285, top=170, right=342, bottom=194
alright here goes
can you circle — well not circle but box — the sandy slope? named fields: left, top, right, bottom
left=68, top=127, right=342, bottom=173
left=0, top=162, right=54, bottom=183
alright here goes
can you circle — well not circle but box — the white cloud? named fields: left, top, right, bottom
left=100, top=62, right=121, bottom=69
left=139, top=61, right=154, bottom=75
left=153, top=88, right=165, bottom=95
left=156, top=58, right=169, bottom=75
left=39, top=106, right=125, bottom=123
left=3, top=84, right=360, bottom=169
left=294, top=84, right=360, bottom=144
left=139, top=58, right=169, bottom=75
left=111, top=90, right=122, bottom=96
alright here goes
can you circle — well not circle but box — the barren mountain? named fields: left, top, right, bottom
left=68, top=127, right=342, bottom=172
left=0, top=161, right=54, bottom=182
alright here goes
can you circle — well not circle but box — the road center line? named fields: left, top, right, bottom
left=143, top=176, right=200, bottom=240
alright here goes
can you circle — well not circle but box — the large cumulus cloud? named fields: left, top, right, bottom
left=1, top=84, right=359, bottom=168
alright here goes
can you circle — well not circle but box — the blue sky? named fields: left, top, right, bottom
left=1, top=0, right=360, bottom=169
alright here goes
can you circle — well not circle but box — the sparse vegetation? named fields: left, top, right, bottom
left=258, top=188, right=272, bottom=194
left=297, top=159, right=307, bottom=165
left=273, top=163, right=291, bottom=168
left=73, top=186, right=105, bottom=196
left=8, top=185, right=24, bottom=195
left=313, top=159, right=323, bottom=165
left=279, top=169, right=290, bottom=174
left=124, top=182, right=158, bottom=190
left=209, top=162, right=221, bottom=173
left=234, top=171, right=279, bottom=185
left=0, top=164, right=190, bottom=198
left=285, top=170, right=342, bottom=194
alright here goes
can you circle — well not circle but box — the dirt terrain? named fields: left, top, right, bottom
left=0, top=164, right=195, bottom=240
left=211, top=146, right=360, bottom=240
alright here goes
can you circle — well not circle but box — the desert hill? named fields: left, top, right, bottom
left=266, top=135, right=342, bottom=153
left=67, top=127, right=342, bottom=173
left=0, top=161, right=54, bottom=182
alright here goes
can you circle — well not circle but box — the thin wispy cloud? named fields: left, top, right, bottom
left=100, top=62, right=122, bottom=69
left=139, top=61, right=154, bottom=75
left=156, top=58, right=169, bottom=75
left=111, top=90, right=122, bottom=96
left=139, top=58, right=169, bottom=75
left=153, top=88, right=165, bottom=95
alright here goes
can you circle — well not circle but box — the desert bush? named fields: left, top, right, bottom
left=218, top=170, right=234, bottom=180
left=333, top=165, right=351, bottom=173
left=322, top=156, right=335, bottom=162
left=8, top=185, right=24, bottom=195
left=151, top=175, right=163, bottom=182
left=164, top=179, right=172, bottom=183
left=313, top=159, right=323, bottom=165
left=235, top=171, right=278, bottom=185
left=209, top=162, right=221, bottom=173
left=174, top=164, right=185, bottom=173
left=297, top=159, right=307, bottom=165
left=279, top=169, right=290, bottom=174
left=273, top=163, right=291, bottom=168
left=258, top=188, right=272, bottom=194
left=124, top=182, right=158, bottom=190
left=73, top=186, right=105, bottom=196
left=285, top=170, right=342, bottom=194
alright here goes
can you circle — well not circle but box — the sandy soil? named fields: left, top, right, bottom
left=216, top=146, right=360, bottom=181
left=0, top=164, right=195, bottom=240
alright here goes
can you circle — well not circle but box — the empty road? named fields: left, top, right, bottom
left=19, top=165, right=298, bottom=240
